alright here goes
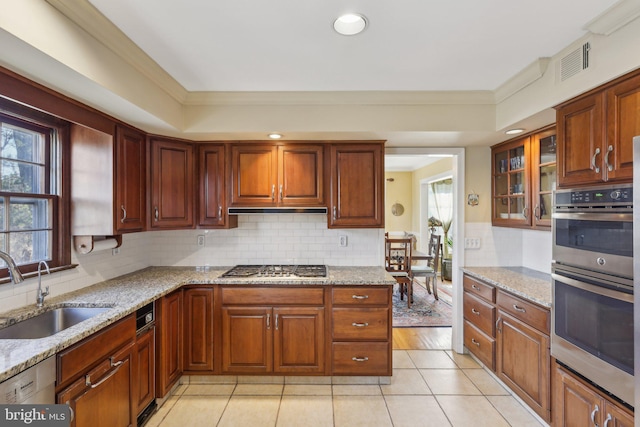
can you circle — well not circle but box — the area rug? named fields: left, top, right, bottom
left=392, top=282, right=452, bottom=327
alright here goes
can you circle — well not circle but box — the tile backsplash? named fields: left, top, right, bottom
left=0, top=214, right=384, bottom=313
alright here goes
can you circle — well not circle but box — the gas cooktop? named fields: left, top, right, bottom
left=221, top=265, right=327, bottom=279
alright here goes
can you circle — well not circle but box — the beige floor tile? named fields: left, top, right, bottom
left=237, top=375, right=284, bottom=384
left=283, top=384, right=333, bottom=396
left=172, top=383, right=188, bottom=396
left=189, top=375, right=237, bottom=384
left=436, top=396, right=510, bottom=427
left=446, top=350, right=481, bottom=369
left=463, top=369, right=510, bottom=396
left=157, top=395, right=229, bottom=427
left=419, top=369, right=482, bottom=395
left=285, top=376, right=332, bottom=385
left=233, top=383, right=284, bottom=395
left=380, top=368, right=432, bottom=395
left=333, top=395, right=393, bottom=427
left=218, top=395, right=281, bottom=427
left=384, top=395, right=452, bottom=427
left=276, top=396, right=334, bottom=427
left=487, top=395, right=545, bottom=426
left=407, top=350, right=458, bottom=369
left=145, top=395, right=180, bottom=427
left=183, top=384, right=236, bottom=396
left=393, top=350, right=416, bottom=368
left=332, top=384, right=382, bottom=396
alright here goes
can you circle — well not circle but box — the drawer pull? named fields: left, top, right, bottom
left=496, top=316, right=502, bottom=333
left=352, top=322, right=369, bottom=328
left=471, top=284, right=480, bottom=291
left=352, top=356, right=369, bottom=362
left=86, top=358, right=124, bottom=389
left=352, top=295, right=369, bottom=300
left=471, top=338, right=480, bottom=347
left=512, top=304, right=526, bottom=313
left=471, top=308, right=480, bottom=315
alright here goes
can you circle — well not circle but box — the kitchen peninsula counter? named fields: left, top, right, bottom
left=461, top=266, right=552, bottom=308
left=0, top=266, right=395, bottom=382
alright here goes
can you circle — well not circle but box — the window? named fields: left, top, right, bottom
left=0, top=103, right=70, bottom=278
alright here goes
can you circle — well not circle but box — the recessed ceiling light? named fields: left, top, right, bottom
left=268, top=133, right=282, bottom=139
left=505, top=128, right=525, bottom=135
left=333, top=13, right=367, bottom=36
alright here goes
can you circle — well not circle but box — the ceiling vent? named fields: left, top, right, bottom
left=560, top=42, right=590, bottom=81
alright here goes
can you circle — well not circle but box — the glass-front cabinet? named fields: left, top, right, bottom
left=492, top=125, right=556, bottom=229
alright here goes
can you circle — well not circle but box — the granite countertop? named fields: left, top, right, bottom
left=461, top=266, right=552, bottom=308
left=0, top=266, right=394, bottom=383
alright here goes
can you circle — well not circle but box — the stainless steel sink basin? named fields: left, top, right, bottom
left=0, top=307, right=111, bottom=339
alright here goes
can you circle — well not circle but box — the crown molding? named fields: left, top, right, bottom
left=585, top=0, right=640, bottom=35
left=45, top=0, right=188, bottom=103
left=494, top=58, right=550, bottom=103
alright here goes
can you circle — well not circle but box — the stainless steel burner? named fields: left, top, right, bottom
left=221, top=265, right=327, bottom=278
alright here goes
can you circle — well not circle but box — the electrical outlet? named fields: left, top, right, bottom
left=464, top=238, right=481, bottom=249
left=339, top=235, right=348, bottom=247
left=112, top=247, right=120, bottom=256
left=197, top=235, right=205, bottom=247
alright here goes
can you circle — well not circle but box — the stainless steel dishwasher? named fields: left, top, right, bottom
left=0, top=356, right=56, bottom=404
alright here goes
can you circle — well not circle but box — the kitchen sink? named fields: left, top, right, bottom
left=0, top=307, right=111, bottom=339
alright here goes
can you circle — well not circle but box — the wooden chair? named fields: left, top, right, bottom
left=385, top=237, right=414, bottom=308
left=411, top=234, right=441, bottom=299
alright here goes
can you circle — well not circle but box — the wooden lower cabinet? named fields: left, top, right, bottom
left=221, top=306, right=325, bottom=374
left=553, top=360, right=634, bottom=427
left=156, top=290, right=183, bottom=397
left=135, top=326, right=155, bottom=416
left=183, top=287, right=215, bottom=372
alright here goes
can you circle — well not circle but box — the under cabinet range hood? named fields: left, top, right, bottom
left=228, top=207, right=328, bottom=214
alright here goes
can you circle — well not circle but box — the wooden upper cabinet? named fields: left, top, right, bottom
left=229, top=143, right=324, bottom=206
left=115, top=125, right=146, bottom=232
left=556, top=69, right=639, bottom=187
left=329, top=143, right=384, bottom=228
left=198, top=144, right=237, bottom=228
left=149, top=138, right=195, bottom=229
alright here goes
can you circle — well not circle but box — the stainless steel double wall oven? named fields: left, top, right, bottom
left=551, top=184, right=634, bottom=406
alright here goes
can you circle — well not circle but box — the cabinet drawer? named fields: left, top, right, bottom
left=57, top=314, right=135, bottom=387
left=463, top=275, right=495, bottom=302
left=221, top=287, right=324, bottom=305
left=463, top=292, right=496, bottom=336
left=464, top=320, right=495, bottom=370
left=332, top=287, right=389, bottom=306
left=497, top=291, right=549, bottom=333
left=332, top=308, right=389, bottom=341
left=332, top=342, right=390, bottom=375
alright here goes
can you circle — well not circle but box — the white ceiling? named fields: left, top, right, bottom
left=87, top=0, right=618, bottom=92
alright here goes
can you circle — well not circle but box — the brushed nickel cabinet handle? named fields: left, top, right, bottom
left=275, top=313, right=279, bottom=330
left=496, top=316, right=502, bottom=333
left=471, top=308, right=480, bottom=315
left=603, top=413, right=612, bottom=427
left=522, top=206, right=528, bottom=219
left=352, top=322, right=369, bottom=328
left=266, top=313, right=271, bottom=329
left=513, top=304, right=526, bottom=313
left=65, top=402, right=75, bottom=422
left=471, top=338, right=480, bottom=347
left=218, top=205, right=222, bottom=218
left=605, top=145, right=614, bottom=172
left=279, top=184, right=283, bottom=201
left=534, top=204, right=540, bottom=221
left=352, top=356, right=369, bottom=362
left=271, top=184, right=275, bottom=201
left=154, top=206, right=159, bottom=222
left=120, top=205, right=127, bottom=223
left=86, top=357, right=124, bottom=388
left=333, top=206, right=337, bottom=221
left=590, top=405, right=599, bottom=425
left=352, top=295, right=369, bottom=300
left=592, top=148, right=601, bottom=173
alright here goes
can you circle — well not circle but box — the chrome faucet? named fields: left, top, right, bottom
left=36, top=261, right=50, bottom=308
left=0, top=250, right=24, bottom=284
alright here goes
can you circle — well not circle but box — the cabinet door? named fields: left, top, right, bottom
left=115, top=125, right=146, bottom=232
left=492, top=137, right=531, bottom=226
left=150, top=138, right=194, bottom=228
left=58, top=343, right=135, bottom=427
left=603, top=401, right=634, bottom=427
left=198, top=144, right=229, bottom=227
left=183, top=287, right=214, bottom=372
left=221, top=307, right=272, bottom=373
left=273, top=307, right=325, bottom=374
left=496, top=311, right=550, bottom=422
left=553, top=363, right=604, bottom=427
left=557, top=93, right=605, bottom=187
left=135, top=327, right=155, bottom=415
left=156, top=290, right=183, bottom=397
left=530, top=127, right=556, bottom=228
left=230, top=145, right=278, bottom=205
left=278, top=145, right=324, bottom=206
left=329, top=143, right=384, bottom=228
left=605, top=73, right=640, bottom=183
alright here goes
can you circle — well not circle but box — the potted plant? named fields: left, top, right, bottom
left=441, top=234, right=453, bottom=281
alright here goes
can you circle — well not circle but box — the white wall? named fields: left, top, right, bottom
left=0, top=214, right=383, bottom=313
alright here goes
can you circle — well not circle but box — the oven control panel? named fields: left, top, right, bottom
left=555, top=184, right=633, bottom=207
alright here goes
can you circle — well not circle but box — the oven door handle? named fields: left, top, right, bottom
left=552, top=212, right=632, bottom=222
left=552, top=272, right=633, bottom=303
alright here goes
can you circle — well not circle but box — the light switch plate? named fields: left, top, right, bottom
left=464, top=238, right=481, bottom=249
